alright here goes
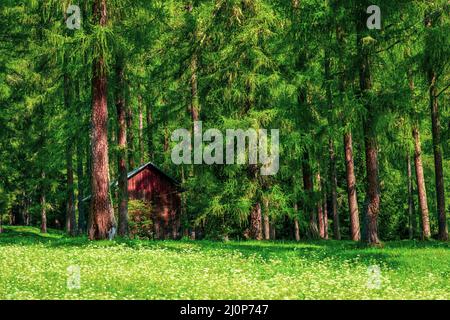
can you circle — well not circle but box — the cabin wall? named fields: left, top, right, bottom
left=127, top=168, right=181, bottom=239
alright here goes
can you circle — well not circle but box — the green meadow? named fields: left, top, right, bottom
left=0, top=226, right=449, bottom=300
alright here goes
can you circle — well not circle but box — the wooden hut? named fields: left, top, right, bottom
left=125, top=162, right=182, bottom=239
left=84, top=162, right=182, bottom=239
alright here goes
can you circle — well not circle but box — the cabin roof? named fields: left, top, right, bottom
left=82, top=162, right=181, bottom=202
left=126, top=161, right=180, bottom=186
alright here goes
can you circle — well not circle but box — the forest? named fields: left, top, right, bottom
left=0, top=0, right=449, bottom=246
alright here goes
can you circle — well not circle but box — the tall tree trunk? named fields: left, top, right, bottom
left=336, top=17, right=359, bottom=241
left=429, top=72, right=447, bottom=240
left=138, top=95, right=144, bottom=165
left=270, top=221, right=276, bottom=240
left=303, top=153, right=319, bottom=239
left=316, top=171, right=325, bottom=239
left=323, top=194, right=328, bottom=240
left=76, top=81, right=86, bottom=235
left=66, top=143, right=76, bottom=236
left=344, top=133, right=360, bottom=240
left=64, top=66, right=76, bottom=236
left=40, top=171, right=47, bottom=234
left=77, top=141, right=85, bottom=234
left=187, top=7, right=200, bottom=237
left=408, top=65, right=431, bottom=240
left=324, top=51, right=340, bottom=240
left=115, top=53, right=128, bottom=237
left=89, top=0, right=115, bottom=240
left=413, top=127, right=432, bottom=240
left=263, top=198, right=270, bottom=240
left=126, top=102, right=135, bottom=170
left=407, top=152, right=415, bottom=239
left=249, top=202, right=262, bottom=240
left=146, top=99, right=153, bottom=161
left=425, top=13, right=447, bottom=240
left=357, top=7, right=380, bottom=245
left=294, top=204, right=300, bottom=241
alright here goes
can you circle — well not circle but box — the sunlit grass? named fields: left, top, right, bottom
left=0, top=226, right=449, bottom=300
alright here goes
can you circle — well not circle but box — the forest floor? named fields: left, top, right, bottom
left=0, top=226, right=449, bottom=300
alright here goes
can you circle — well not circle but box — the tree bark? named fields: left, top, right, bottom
left=336, top=14, right=359, bottom=241
left=126, top=102, right=135, bottom=170
left=146, top=98, right=153, bottom=161
left=89, top=0, right=115, bottom=240
left=76, top=141, right=85, bottom=234
left=66, top=143, right=76, bottom=236
left=40, top=171, right=47, bottom=234
left=115, top=53, right=128, bottom=237
left=425, top=13, right=447, bottom=241
left=324, top=51, right=340, bottom=240
left=323, top=192, right=329, bottom=240
left=344, top=132, right=360, bottom=241
left=303, top=153, right=319, bottom=239
left=316, top=171, right=325, bottom=239
left=357, top=6, right=380, bottom=244
left=270, top=220, right=276, bottom=240
left=249, top=202, right=262, bottom=240
left=263, top=198, right=270, bottom=240
left=76, top=81, right=86, bottom=235
left=64, top=66, right=76, bottom=236
left=294, top=203, right=300, bottom=241
left=408, top=66, right=430, bottom=240
left=429, top=73, right=448, bottom=241
left=138, top=95, right=144, bottom=165
left=407, top=152, right=415, bottom=239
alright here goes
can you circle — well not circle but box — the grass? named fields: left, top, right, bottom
left=0, top=226, right=449, bottom=300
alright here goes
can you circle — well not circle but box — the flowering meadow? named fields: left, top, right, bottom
left=0, top=226, right=449, bottom=300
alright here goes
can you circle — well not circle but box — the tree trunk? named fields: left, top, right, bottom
left=429, top=73, right=448, bottom=241
left=344, top=132, right=360, bottom=241
left=412, top=130, right=432, bottom=240
left=115, top=53, right=128, bottom=237
left=66, top=143, right=76, bottom=236
left=89, top=0, right=115, bottom=240
left=408, top=65, right=429, bottom=240
left=146, top=99, right=153, bottom=161
left=76, top=141, right=85, bottom=234
left=303, top=153, right=319, bottom=239
left=324, top=50, right=340, bottom=240
left=76, top=80, right=86, bottom=235
left=270, top=221, right=276, bottom=240
left=64, top=67, right=76, bottom=236
left=249, top=202, right=262, bottom=240
left=187, top=9, right=200, bottom=237
left=294, top=203, right=300, bottom=241
left=316, top=171, right=325, bottom=239
left=40, top=171, right=47, bottom=234
left=357, top=6, right=380, bottom=245
left=323, top=192, right=329, bottom=240
left=425, top=10, right=448, bottom=242
left=407, top=152, right=415, bottom=239
left=263, top=198, right=270, bottom=240
left=138, top=95, right=144, bottom=165
left=126, top=102, right=135, bottom=170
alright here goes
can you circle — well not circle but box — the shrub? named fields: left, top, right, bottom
left=128, top=200, right=153, bottom=239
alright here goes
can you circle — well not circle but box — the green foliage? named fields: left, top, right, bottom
left=127, top=200, right=153, bottom=240
left=0, top=0, right=448, bottom=240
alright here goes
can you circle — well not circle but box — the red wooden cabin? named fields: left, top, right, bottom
left=125, top=162, right=182, bottom=239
